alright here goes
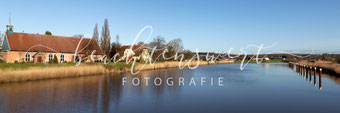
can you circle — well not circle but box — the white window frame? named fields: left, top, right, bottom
left=60, top=54, right=65, bottom=62
left=25, top=52, right=30, bottom=62
left=48, top=54, right=53, bottom=61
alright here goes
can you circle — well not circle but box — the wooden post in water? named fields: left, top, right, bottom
left=306, top=66, right=309, bottom=80
left=304, top=66, right=308, bottom=80
left=305, top=66, right=308, bottom=79
left=309, top=66, right=312, bottom=83
left=300, top=64, right=302, bottom=75
left=314, top=67, right=317, bottom=86
left=301, top=65, right=303, bottom=76
left=305, top=66, right=308, bottom=77
left=301, top=65, right=304, bottom=76
left=298, top=64, right=301, bottom=75
left=295, top=63, right=298, bottom=73
left=296, top=64, right=300, bottom=75
left=319, top=68, right=322, bottom=90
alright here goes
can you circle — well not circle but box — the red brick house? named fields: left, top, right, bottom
left=1, top=24, right=103, bottom=63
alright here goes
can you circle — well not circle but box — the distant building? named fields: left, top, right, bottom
left=264, top=57, right=270, bottom=61
left=0, top=21, right=103, bottom=63
left=120, top=45, right=150, bottom=62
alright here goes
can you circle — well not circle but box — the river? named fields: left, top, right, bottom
left=1, top=63, right=340, bottom=113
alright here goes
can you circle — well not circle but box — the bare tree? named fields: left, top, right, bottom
left=100, top=18, right=111, bottom=56
left=110, top=35, right=121, bottom=58
left=92, top=24, right=99, bottom=43
left=181, top=50, right=195, bottom=60
left=148, top=35, right=166, bottom=61
left=0, top=31, right=2, bottom=61
left=148, top=35, right=166, bottom=49
left=0, top=31, right=2, bottom=45
left=167, top=38, right=183, bottom=52
left=73, top=34, right=84, bottom=38
left=165, top=38, right=183, bottom=59
left=137, top=41, right=144, bottom=46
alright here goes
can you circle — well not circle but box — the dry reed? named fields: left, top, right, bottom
left=0, top=60, right=234, bottom=83
left=299, top=60, right=340, bottom=74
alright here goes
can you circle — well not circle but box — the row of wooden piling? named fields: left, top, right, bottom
left=289, top=62, right=323, bottom=90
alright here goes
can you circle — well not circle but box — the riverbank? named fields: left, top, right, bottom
left=0, top=60, right=233, bottom=83
left=297, top=60, right=340, bottom=74
left=234, top=59, right=284, bottom=63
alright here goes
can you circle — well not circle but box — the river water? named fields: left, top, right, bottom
left=1, top=63, right=340, bottom=113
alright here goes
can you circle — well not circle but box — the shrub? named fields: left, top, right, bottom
left=52, top=55, right=58, bottom=63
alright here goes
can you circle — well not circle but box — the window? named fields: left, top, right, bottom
left=48, top=54, right=53, bottom=61
left=60, top=54, right=65, bottom=62
left=25, top=53, right=30, bottom=62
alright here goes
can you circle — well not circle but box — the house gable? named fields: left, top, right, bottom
left=1, top=34, right=10, bottom=51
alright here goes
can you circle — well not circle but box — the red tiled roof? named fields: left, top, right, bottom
left=6, top=32, right=103, bottom=54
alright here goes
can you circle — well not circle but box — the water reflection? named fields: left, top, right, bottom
left=288, top=63, right=340, bottom=90
left=0, top=69, right=195, bottom=113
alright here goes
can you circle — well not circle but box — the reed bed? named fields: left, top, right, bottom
left=299, top=60, right=340, bottom=74
left=133, top=60, right=233, bottom=71
left=0, top=66, right=105, bottom=83
left=0, top=60, right=234, bottom=83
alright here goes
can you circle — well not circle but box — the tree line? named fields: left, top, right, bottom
left=91, top=18, right=194, bottom=61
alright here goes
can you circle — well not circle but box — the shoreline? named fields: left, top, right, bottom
left=0, top=60, right=233, bottom=83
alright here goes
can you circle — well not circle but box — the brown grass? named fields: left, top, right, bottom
left=0, top=66, right=105, bottom=83
left=299, top=60, right=340, bottom=74
left=0, top=60, right=234, bottom=83
left=133, top=60, right=233, bottom=71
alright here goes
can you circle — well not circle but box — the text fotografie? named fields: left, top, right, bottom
left=122, top=77, right=224, bottom=86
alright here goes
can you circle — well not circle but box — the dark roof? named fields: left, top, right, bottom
left=5, top=32, right=103, bottom=54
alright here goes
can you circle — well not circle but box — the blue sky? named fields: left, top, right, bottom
left=1, top=0, right=339, bottom=53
